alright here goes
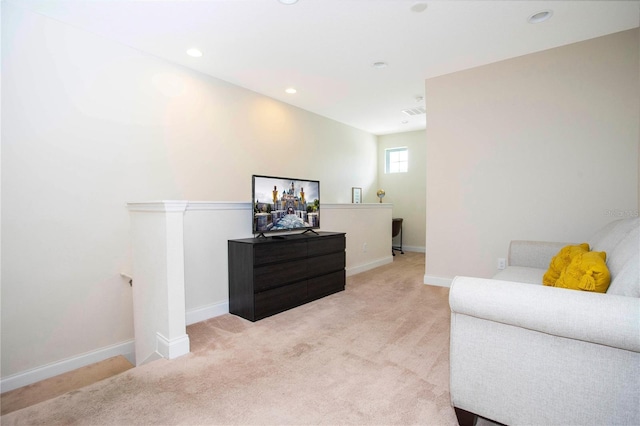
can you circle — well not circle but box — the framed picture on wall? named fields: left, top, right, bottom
left=352, top=187, right=362, bottom=204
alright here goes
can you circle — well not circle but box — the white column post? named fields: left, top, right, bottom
left=127, top=201, right=190, bottom=366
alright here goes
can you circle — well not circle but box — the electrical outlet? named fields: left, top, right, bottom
left=497, top=258, right=506, bottom=270
left=362, top=242, right=367, bottom=252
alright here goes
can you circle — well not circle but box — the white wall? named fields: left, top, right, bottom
left=377, top=130, right=426, bottom=252
left=1, top=4, right=378, bottom=380
left=425, top=29, right=639, bottom=284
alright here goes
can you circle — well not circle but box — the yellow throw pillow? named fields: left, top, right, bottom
left=543, top=243, right=590, bottom=286
left=555, top=251, right=611, bottom=293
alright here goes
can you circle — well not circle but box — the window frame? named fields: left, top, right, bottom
left=385, top=147, right=408, bottom=174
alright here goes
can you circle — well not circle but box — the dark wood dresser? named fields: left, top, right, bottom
left=228, top=231, right=346, bottom=321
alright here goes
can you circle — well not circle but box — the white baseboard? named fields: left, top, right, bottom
left=346, top=256, right=393, bottom=276
left=0, top=340, right=135, bottom=393
left=185, top=301, right=229, bottom=325
left=424, top=275, right=453, bottom=288
left=156, top=332, right=190, bottom=360
left=399, top=245, right=425, bottom=253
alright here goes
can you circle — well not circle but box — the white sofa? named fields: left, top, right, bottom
left=449, top=217, right=640, bottom=426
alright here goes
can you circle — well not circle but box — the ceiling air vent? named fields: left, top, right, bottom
left=402, top=106, right=426, bottom=116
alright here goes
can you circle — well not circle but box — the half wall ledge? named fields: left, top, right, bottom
left=126, top=200, right=394, bottom=365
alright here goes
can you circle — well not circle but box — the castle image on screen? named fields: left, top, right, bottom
left=252, top=175, right=320, bottom=234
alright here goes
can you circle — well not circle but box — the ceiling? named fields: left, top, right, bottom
left=11, top=0, right=640, bottom=135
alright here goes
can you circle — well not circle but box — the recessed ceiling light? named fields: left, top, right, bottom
left=528, top=10, right=553, bottom=24
left=410, top=3, right=428, bottom=13
left=186, top=48, right=203, bottom=57
left=278, top=0, right=298, bottom=4
left=285, top=87, right=297, bottom=94
left=372, top=61, right=388, bottom=69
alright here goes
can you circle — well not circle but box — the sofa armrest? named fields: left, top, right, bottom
left=507, top=240, right=571, bottom=269
left=450, top=276, right=640, bottom=352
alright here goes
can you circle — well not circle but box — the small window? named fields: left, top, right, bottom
left=385, top=147, right=408, bottom=174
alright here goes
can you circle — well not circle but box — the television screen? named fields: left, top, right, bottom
left=252, top=175, right=320, bottom=235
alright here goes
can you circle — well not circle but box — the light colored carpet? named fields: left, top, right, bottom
left=2, top=252, right=461, bottom=425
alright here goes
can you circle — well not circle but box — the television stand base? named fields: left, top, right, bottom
left=302, top=228, right=319, bottom=235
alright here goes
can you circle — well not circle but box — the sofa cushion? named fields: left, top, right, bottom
left=542, top=243, right=589, bottom=286
left=555, top=251, right=611, bottom=293
left=588, top=217, right=639, bottom=255
left=606, top=253, right=640, bottom=297
left=605, top=225, right=640, bottom=297
left=607, top=225, right=639, bottom=279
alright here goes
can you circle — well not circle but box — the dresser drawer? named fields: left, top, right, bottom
left=254, top=240, right=307, bottom=266
left=253, top=258, right=308, bottom=292
left=307, top=235, right=345, bottom=256
left=254, top=281, right=307, bottom=319
left=307, top=270, right=345, bottom=300
left=306, top=252, right=345, bottom=277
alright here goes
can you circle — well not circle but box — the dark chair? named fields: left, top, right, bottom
left=392, top=218, right=404, bottom=256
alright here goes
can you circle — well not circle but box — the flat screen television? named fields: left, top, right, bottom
left=252, top=174, right=320, bottom=236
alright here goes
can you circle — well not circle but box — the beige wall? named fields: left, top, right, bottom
left=377, top=130, right=426, bottom=251
left=1, top=5, right=378, bottom=378
left=425, top=29, right=639, bottom=284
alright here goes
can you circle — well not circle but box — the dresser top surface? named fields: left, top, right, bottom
left=230, top=231, right=345, bottom=245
